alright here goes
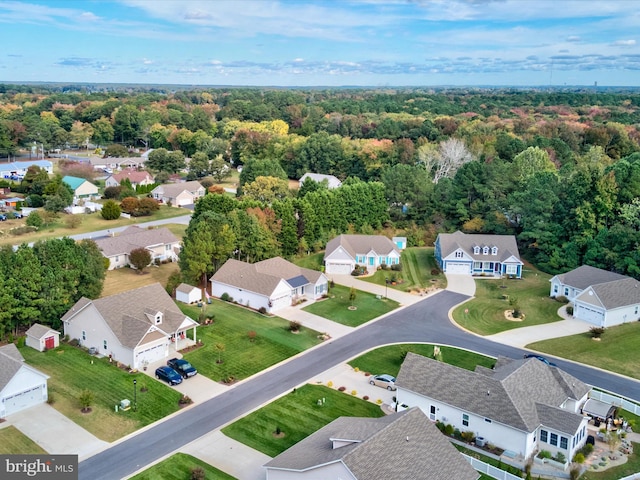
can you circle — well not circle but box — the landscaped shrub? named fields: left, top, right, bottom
left=220, top=292, right=233, bottom=302
left=554, top=452, right=566, bottom=463
left=590, top=326, right=606, bottom=338
left=338, top=386, right=346, bottom=392
left=430, top=268, right=441, bottom=275
left=573, top=452, right=585, bottom=463
left=461, top=431, right=476, bottom=443
left=390, top=263, right=402, bottom=271
left=191, top=467, right=205, bottom=480
left=363, top=395, right=369, bottom=401
left=435, top=420, right=445, bottom=432
left=444, top=424, right=455, bottom=436
left=288, top=320, right=301, bottom=332
left=537, top=450, right=552, bottom=459
left=566, top=305, right=574, bottom=315
left=555, top=295, right=568, bottom=304
left=581, top=443, right=594, bottom=456
left=351, top=390, right=357, bottom=396
left=258, top=306, right=267, bottom=314
left=453, top=428, right=462, bottom=440
left=569, top=467, right=581, bottom=480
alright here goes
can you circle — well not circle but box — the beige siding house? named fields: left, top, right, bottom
left=151, top=181, right=205, bottom=207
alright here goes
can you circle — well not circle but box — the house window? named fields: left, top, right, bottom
left=462, top=414, right=469, bottom=427
left=483, top=262, right=491, bottom=270
left=491, top=246, right=498, bottom=255
left=483, top=247, right=489, bottom=255
left=560, top=436, right=568, bottom=449
left=115, top=256, right=119, bottom=262
left=103, top=340, right=107, bottom=350
left=379, top=256, right=384, bottom=264
left=554, top=285, right=558, bottom=294
left=484, top=418, right=492, bottom=423
left=455, top=251, right=464, bottom=258
left=564, top=287, right=569, bottom=296
left=82, top=330, right=86, bottom=341
left=540, top=430, right=548, bottom=443
left=635, top=306, right=638, bottom=315
left=473, top=262, right=481, bottom=270
left=473, top=246, right=480, bottom=254
left=550, top=433, right=558, bottom=447
left=506, top=264, right=517, bottom=275
left=165, top=244, right=171, bottom=251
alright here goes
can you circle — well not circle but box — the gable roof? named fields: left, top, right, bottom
left=0, top=344, right=49, bottom=391
left=325, top=234, right=399, bottom=260
left=153, top=180, right=203, bottom=198
left=553, top=265, right=627, bottom=291
left=0, top=160, right=53, bottom=172
left=299, top=173, right=342, bottom=188
left=94, top=226, right=179, bottom=257
left=109, top=169, right=154, bottom=184
left=575, top=277, right=640, bottom=310
left=176, top=283, right=200, bottom=295
left=211, top=257, right=325, bottom=297
left=62, top=283, right=196, bottom=349
left=265, top=408, right=478, bottom=480
left=62, top=175, right=91, bottom=191
left=397, top=354, right=589, bottom=433
left=437, top=231, right=522, bottom=263
left=26, top=324, right=60, bottom=340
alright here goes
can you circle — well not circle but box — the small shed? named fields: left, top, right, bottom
left=176, top=283, right=202, bottom=304
left=392, top=236, right=407, bottom=250
left=25, top=324, right=60, bottom=352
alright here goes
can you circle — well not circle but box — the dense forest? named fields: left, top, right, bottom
left=3, top=85, right=640, bottom=281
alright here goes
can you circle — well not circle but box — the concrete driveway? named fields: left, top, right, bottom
left=445, top=273, right=476, bottom=296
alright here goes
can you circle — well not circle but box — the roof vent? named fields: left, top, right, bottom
left=487, top=390, right=490, bottom=396
left=406, top=436, right=409, bottom=442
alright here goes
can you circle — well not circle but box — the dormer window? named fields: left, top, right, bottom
left=482, top=246, right=489, bottom=255
left=155, top=313, right=162, bottom=325
left=491, top=246, right=498, bottom=255
left=473, top=246, right=480, bottom=254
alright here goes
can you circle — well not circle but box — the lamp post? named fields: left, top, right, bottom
left=385, top=277, right=389, bottom=299
left=133, top=379, right=137, bottom=412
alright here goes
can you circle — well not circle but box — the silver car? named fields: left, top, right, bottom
left=369, top=374, right=397, bottom=390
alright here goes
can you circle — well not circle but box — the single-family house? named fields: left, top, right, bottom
left=264, top=407, right=479, bottom=480
left=25, top=324, right=60, bottom=352
left=115, top=157, right=145, bottom=170
left=62, top=175, right=99, bottom=202
left=0, top=196, right=24, bottom=208
left=434, top=231, right=523, bottom=278
left=211, top=257, right=329, bottom=313
left=88, top=156, right=118, bottom=172
left=62, top=283, right=198, bottom=369
left=151, top=180, right=205, bottom=207
left=0, top=344, right=49, bottom=418
left=395, top=353, right=590, bottom=462
left=0, top=160, right=53, bottom=179
left=94, top=226, right=180, bottom=270
left=104, top=169, right=155, bottom=189
left=323, top=234, right=401, bottom=275
left=392, top=236, right=407, bottom=250
left=550, top=265, right=640, bottom=327
left=176, top=283, right=202, bottom=304
left=298, top=173, right=342, bottom=189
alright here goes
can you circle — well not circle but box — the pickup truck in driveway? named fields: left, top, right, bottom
left=167, top=358, right=197, bottom=378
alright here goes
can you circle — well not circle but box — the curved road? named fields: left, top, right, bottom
left=79, top=290, right=640, bottom=479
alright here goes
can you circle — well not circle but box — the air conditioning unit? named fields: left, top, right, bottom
left=476, top=436, right=487, bottom=448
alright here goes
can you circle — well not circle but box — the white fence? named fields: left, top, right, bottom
left=589, top=390, right=640, bottom=416
left=461, top=454, right=522, bottom=480
left=620, top=474, right=640, bottom=480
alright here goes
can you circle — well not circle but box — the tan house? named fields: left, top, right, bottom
left=105, top=169, right=155, bottom=189
left=62, top=283, right=198, bottom=369
left=151, top=181, right=205, bottom=207
left=62, top=176, right=99, bottom=202
left=94, top=226, right=180, bottom=270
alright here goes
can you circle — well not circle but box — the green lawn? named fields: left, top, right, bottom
left=292, top=252, right=324, bottom=271
left=20, top=343, right=182, bottom=442
left=452, top=266, right=562, bottom=335
left=130, top=453, right=237, bottom=480
left=359, top=247, right=445, bottom=293
left=179, top=300, right=322, bottom=382
left=221, top=384, right=385, bottom=457
left=582, top=442, right=640, bottom=480
left=0, top=426, right=48, bottom=454
left=527, top=322, right=640, bottom=380
left=348, top=344, right=495, bottom=377
left=301, top=284, right=399, bottom=327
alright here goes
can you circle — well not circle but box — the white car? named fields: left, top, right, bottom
left=369, top=374, right=397, bottom=390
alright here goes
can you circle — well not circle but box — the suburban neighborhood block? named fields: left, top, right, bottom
left=211, top=257, right=328, bottom=313
left=434, top=231, right=523, bottom=277
left=323, top=234, right=402, bottom=275
left=62, top=283, right=198, bottom=369
left=0, top=344, right=49, bottom=418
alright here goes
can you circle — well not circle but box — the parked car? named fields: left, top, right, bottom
left=155, top=366, right=183, bottom=386
left=167, top=358, right=197, bottom=378
left=369, top=374, right=397, bottom=390
left=11, top=211, right=23, bottom=219
left=523, top=354, right=556, bottom=367
left=0, top=214, right=6, bottom=221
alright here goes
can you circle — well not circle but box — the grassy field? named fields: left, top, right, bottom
left=0, top=426, right=48, bottom=454
left=20, top=344, right=182, bottom=442
left=221, top=384, right=385, bottom=457
left=130, top=453, right=237, bottom=480
left=348, top=344, right=495, bottom=377
left=452, top=266, right=562, bottom=335
left=527, top=322, right=640, bottom=380
left=302, top=284, right=399, bottom=327
left=179, top=300, right=322, bottom=382
left=0, top=205, right=190, bottom=248
left=101, top=261, right=180, bottom=297
left=359, top=247, right=446, bottom=293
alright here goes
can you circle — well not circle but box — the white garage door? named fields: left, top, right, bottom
left=446, top=262, right=471, bottom=274
left=4, top=385, right=44, bottom=416
left=327, top=263, right=352, bottom=275
left=136, top=343, right=166, bottom=366
left=270, top=294, right=291, bottom=311
left=576, top=304, right=604, bottom=325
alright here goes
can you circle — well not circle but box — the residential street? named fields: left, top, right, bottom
left=78, top=289, right=640, bottom=480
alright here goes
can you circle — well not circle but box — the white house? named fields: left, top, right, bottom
left=62, top=283, right=198, bottom=369
left=434, top=231, right=523, bottom=278
left=151, top=180, right=205, bottom=207
left=0, top=160, right=53, bottom=178
left=176, top=283, right=202, bottom=304
left=0, top=344, right=49, bottom=418
left=395, top=353, right=590, bottom=463
left=211, top=257, right=328, bottom=313
left=264, top=408, right=479, bottom=480
left=549, top=265, right=640, bottom=327
left=298, top=173, right=342, bottom=189
left=323, top=234, right=402, bottom=275
left=25, top=324, right=60, bottom=352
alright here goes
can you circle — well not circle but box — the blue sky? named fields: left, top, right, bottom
left=1, top=0, right=639, bottom=87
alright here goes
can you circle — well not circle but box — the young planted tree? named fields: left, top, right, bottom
left=215, top=342, right=225, bottom=364
left=79, top=389, right=94, bottom=413
left=129, top=247, right=152, bottom=274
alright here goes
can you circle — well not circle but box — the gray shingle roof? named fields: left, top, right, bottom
left=94, top=226, right=179, bottom=257
left=324, top=235, right=399, bottom=261
left=265, top=408, right=478, bottom=480
left=396, top=354, right=588, bottom=434
left=176, top=283, right=199, bottom=295
left=0, top=344, right=46, bottom=391
left=62, top=283, right=197, bottom=349
left=211, top=257, right=325, bottom=297
left=536, top=403, right=586, bottom=435
left=554, top=265, right=627, bottom=291
left=436, top=231, right=521, bottom=263
left=152, top=180, right=203, bottom=198
left=25, top=323, right=60, bottom=340
left=576, top=277, right=640, bottom=309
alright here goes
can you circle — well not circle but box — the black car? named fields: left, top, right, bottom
left=167, top=358, right=197, bottom=378
left=155, top=365, right=183, bottom=385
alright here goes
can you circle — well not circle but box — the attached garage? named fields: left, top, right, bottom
left=575, top=304, right=605, bottom=325
left=445, top=262, right=471, bottom=274
left=4, top=385, right=45, bottom=416
left=326, top=262, right=353, bottom=275
left=135, top=342, right=167, bottom=367
left=270, top=294, right=291, bottom=311
left=0, top=344, right=49, bottom=418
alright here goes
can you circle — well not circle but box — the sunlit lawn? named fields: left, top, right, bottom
left=130, top=453, right=236, bottom=480
left=101, top=261, right=180, bottom=297
left=302, top=284, right=399, bottom=327
left=0, top=426, right=47, bottom=454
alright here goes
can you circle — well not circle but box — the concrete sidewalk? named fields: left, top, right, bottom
left=276, top=305, right=353, bottom=339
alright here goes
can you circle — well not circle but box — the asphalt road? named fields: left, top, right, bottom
left=79, top=290, right=640, bottom=480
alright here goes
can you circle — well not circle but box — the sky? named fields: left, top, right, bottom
left=0, top=0, right=639, bottom=87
